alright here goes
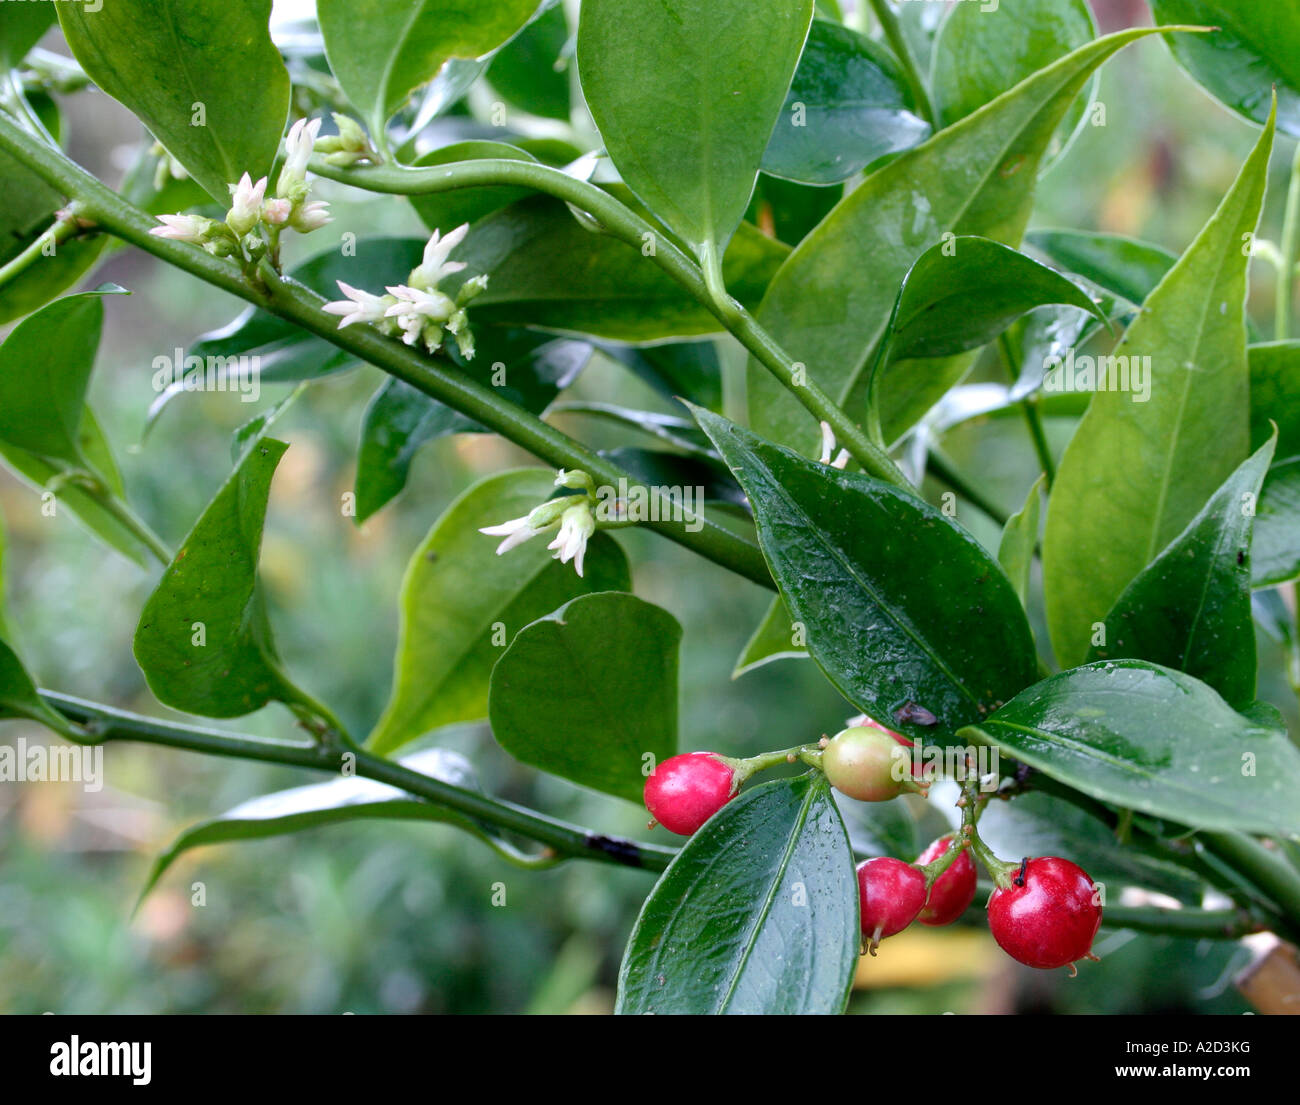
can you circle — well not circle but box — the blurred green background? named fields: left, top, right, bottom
left=0, top=0, right=1292, bottom=1013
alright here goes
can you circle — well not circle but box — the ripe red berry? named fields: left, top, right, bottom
left=987, top=856, right=1102, bottom=970
left=644, top=752, right=735, bottom=836
left=856, top=857, right=927, bottom=953
left=915, top=837, right=977, bottom=926
left=822, top=726, right=924, bottom=802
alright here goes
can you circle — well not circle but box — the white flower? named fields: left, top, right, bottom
left=262, top=197, right=292, bottom=226
left=321, top=281, right=393, bottom=328
left=149, top=213, right=210, bottom=244
left=817, top=420, right=850, bottom=470
left=226, top=172, right=267, bottom=235
left=547, top=503, right=596, bottom=577
left=291, top=199, right=332, bottom=232
left=411, top=223, right=469, bottom=288
left=384, top=284, right=456, bottom=347
left=279, top=116, right=322, bottom=197
left=479, top=515, right=546, bottom=556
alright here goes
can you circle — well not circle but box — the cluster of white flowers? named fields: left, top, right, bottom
left=818, top=421, right=851, bottom=470
left=321, top=224, right=489, bottom=359
left=480, top=470, right=599, bottom=578
left=150, top=117, right=331, bottom=256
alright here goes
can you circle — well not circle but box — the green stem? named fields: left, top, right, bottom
left=1201, top=831, right=1300, bottom=934
left=79, top=479, right=172, bottom=566
left=866, top=0, right=936, bottom=128
left=307, top=156, right=910, bottom=490
left=997, top=333, right=1056, bottom=488
left=0, top=212, right=81, bottom=290
left=1276, top=140, right=1300, bottom=342
left=0, top=112, right=771, bottom=590
left=42, top=691, right=677, bottom=873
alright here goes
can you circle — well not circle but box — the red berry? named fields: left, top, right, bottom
left=856, top=857, right=927, bottom=953
left=987, top=856, right=1102, bottom=969
left=822, top=726, right=922, bottom=802
left=915, top=837, right=977, bottom=926
left=644, top=752, right=735, bottom=836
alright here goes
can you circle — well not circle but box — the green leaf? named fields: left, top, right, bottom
left=1249, top=341, right=1300, bottom=458
left=318, top=0, right=541, bottom=139
left=0, top=638, right=76, bottom=738
left=1025, top=229, right=1177, bottom=307
left=595, top=340, right=723, bottom=412
left=0, top=234, right=108, bottom=328
left=57, top=0, right=290, bottom=203
left=693, top=408, right=1037, bottom=743
left=931, top=0, right=1098, bottom=167
left=976, top=791, right=1202, bottom=902
left=1152, top=0, right=1300, bottom=136
left=486, top=2, right=572, bottom=122
left=368, top=472, right=630, bottom=756
left=748, top=27, right=1164, bottom=455
left=1254, top=457, right=1300, bottom=587
left=0, top=288, right=116, bottom=469
left=867, top=237, right=1106, bottom=439
left=616, top=773, right=857, bottom=1015
left=733, top=595, right=807, bottom=677
left=488, top=591, right=679, bottom=803
left=761, top=18, right=929, bottom=186
left=1088, top=437, right=1275, bottom=708
left=133, top=437, right=300, bottom=718
left=746, top=173, right=843, bottom=248
left=138, top=747, right=551, bottom=903
left=963, top=660, right=1300, bottom=838
left=1043, top=110, right=1274, bottom=668
left=458, top=195, right=788, bottom=341
left=0, top=2, right=54, bottom=67
left=354, top=331, right=590, bottom=521
left=835, top=789, right=917, bottom=861
left=408, top=141, right=539, bottom=234
left=998, top=475, right=1044, bottom=607
left=577, top=0, right=814, bottom=262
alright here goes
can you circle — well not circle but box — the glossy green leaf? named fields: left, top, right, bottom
left=1025, top=229, right=1177, bottom=307
left=976, top=791, right=1202, bottom=902
left=0, top=233, right=107, bottom=328
left=834, top=789, right=917, bottom=862
left=409, top=141, right=539, bottom=234
left=595, top=340, right=723, bottom=412
left=762, top=18, right=929, bottom=185
left=1249, top=341, right=1300, bottom=458
left=694, top=408, right=1037, bottom=743
left=577, top=0, right=814, bottom=261
left=1254, top=458, right=1300, bottom=587
left=134, top=437, right=300, bottom=718
left=138, top=748, right=552, bottom=902
left=57, top=0, right=290, bottom=203
left=932, top=0, right=1098, bottom=168
left=746, top=173, right=843, bottom=248
left=998, top=475, right=1044, bottom=606
left=458, top=195, right=789, bottom=341
left=867, top=237, right=1105, bottom=438
left=488, top=591, right=679, bottom=803
left=318, top=0, right=540, bottom=138
left=734, top=595, right=807, bottom=677
left=486, top=2, right=571, bottom=122
left=1088, top=437, right=1275, bottom=707
left=617, top=773, right=857, bottom=1015
left=354, top=331, right=590, bottom=521
left=0, top=638, right=76, bottom=738
left=748, top=28, right=1163, bottom=455
left=1043, top=111, right=1273, bottom=668
left=600, top=448, right=744, bottom=509
left=368, top=472, right=630, bottom=756
left=1152, top=0, right=1300, bottom=136
left=963, top=660, right=1300, bottom=838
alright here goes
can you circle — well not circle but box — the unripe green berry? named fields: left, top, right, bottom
left=822, top=726, right=922, bottom=801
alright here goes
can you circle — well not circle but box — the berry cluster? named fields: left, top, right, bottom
left=642, top=716, right=1103, bottom=972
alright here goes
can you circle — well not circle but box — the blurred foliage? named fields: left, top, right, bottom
left=0, top=2, right=1293, bottom=1013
